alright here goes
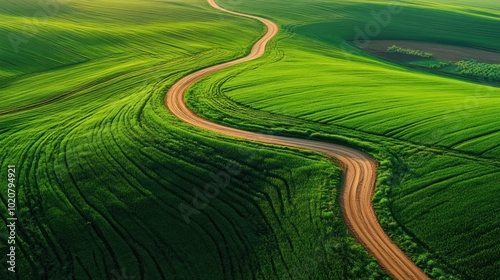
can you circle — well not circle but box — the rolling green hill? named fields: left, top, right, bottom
left=186, top=0, right=500, bottom=278
left=2, top=0, right=498, bottom=279
left=0, top=0, right=385, bottom=279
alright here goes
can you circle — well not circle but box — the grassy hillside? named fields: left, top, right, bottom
left=186, top=0, right=500, bottom=278
left=417, top=0, right=499, bottom=11
left=0, top=0, right=387, bottom=279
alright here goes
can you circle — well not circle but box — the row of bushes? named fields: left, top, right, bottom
left=455, top=59, right=500, bottom=81
left=387, top=45, right=433, bottom=58
left=430, top=61, right=451, bottom=69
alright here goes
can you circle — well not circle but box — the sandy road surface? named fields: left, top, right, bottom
left=165, top=0, right=429, bottom=279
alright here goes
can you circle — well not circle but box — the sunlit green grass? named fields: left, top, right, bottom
left=186, top=0, right=500, bottom=278
left=0, top=0, right=387, bottom=279
left=2, top=0, right=498, bottom=279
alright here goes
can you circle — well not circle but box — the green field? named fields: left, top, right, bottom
left=1, top=0, right=499, bottom=279
left=186, top=0, right=499, bottom=279
left=0, top=0, right=387, bottom=279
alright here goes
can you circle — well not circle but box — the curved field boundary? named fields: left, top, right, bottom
left=165, top=0, right=429, bottom=279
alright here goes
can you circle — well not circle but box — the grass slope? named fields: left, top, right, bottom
left=186, top=0, right=500, bottom=278
left=0, top=0, right=385, bottom=279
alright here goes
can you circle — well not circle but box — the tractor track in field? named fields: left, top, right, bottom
left=165, top=0, right=429, bottom=279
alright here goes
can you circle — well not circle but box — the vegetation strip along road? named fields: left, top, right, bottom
left=165, top=0, right=429, bottom=279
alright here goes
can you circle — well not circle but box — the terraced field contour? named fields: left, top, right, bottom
left=165, top=0, right=429, bottom=279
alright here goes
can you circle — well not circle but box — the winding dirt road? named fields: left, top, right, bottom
left=165, top=0, right=429, bottom=279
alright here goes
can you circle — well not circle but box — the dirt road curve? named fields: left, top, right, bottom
left=165, top=0, right=429, bottom=279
